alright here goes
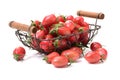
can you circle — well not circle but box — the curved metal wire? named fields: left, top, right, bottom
left=15, top=22, right=101, bottom=55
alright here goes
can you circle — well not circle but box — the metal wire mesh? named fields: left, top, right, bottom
left=15, top=18, right=101, bottom=55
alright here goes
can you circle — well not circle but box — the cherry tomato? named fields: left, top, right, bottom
left=90, top=42, right=102, bottom=51
left=61, top=49, right=80, bottom=62
left=74, top=23, right=81, bottom=29
left=84, top=51, right=100, bottom=64
left=52, top=56, right=68, bottom=68
left=53, top=39, right=67, bottom=49
left=45, top=34, right=54, bottom=40
left=70, top=47, right=83, bottom=56
left=39, top=41, right=54, bottom=53
left=44, top=52, right=60, bottom=63
left=31, top=20, right=41, bottom=29
left=69, top=29, right=80, bottom=44
left=57, top=15, right=65, bottom=22
left=81, top=22, right=89, bottom=28
left=29, top=33, right=37, bottom=48
left=58, top=26, right=71, bottom=36
left=96, top=48, right=107, bottom=60
left=65, top=20, right=75, bottom=31
left=49, top=23, right=69, bottom=36
left=42, top=14, right=56, bottom=28
left=13, top=47, right=26, bottom=61
left=31, top=39, right=38, bottom=49
left=73, top=16, right=84, bottom=26
left=66, top=15, right=74, bottom=21
left=36, top=30, right=46, bottom=39
left=78, top=27, right=89, bottom=45
left=35, top=20, right=41, bottom=29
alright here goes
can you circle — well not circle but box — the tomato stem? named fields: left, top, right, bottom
left=100, top=58, right=104, bottom=63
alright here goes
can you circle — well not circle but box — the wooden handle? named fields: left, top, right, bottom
left=9, top=21, right=37, bottom=33
left=77, top=10, right=104, bottom=19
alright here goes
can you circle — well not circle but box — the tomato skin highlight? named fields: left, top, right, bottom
left=84, top=51, right=101, bottom=64
left=52, top=56, right=68, bottom=68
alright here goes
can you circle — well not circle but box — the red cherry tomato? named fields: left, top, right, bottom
left=52, top=56, right=68, bottom=68
left=64, top=20, right=75, bottom=31
left=30, top=33, right=38, bottom=48
left=78, top=27, right=89, bottom=45
left=61, top=49, right=80, bottom=62
left=70, top=47, right=83, bottom=56
left=35, top=20, right=41, bottom=29
left=74, top=23, right=81, bottom=29
left=96, top=48, right=108, bottom=60
left=13, top=47, right=26, bottom=61
left=39, top=41, right=54, bottom=53
left=58, top=26, right=71, bottom=36
left=57, top=15, right=65, bottom=22
left=44, top=52, right=60, bottom=63
left=69, top=29, right=80, bottom=44
left=90, top=42, right=102, bottom=51
left=31, top=39, right=38, bottom=49
left=81, top=22, right=89, bottom=28
left=53, top=39, right=67, bottom=49
left=66, top=15, right=74, bottom=21
left=73, top=16, right=84, bottom=26
left=45, top=34, right=54, bottom=40
left=84, top=51, right=100, bottom=64
left=36, top=30, right=46, bottom=39
left=42, top=14, right=56, bottom=28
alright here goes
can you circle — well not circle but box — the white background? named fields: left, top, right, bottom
left=0, top=0, right=119, bottom=80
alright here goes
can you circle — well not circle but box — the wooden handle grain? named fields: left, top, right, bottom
left=77, top=10, right=104, bottom=19
left=9, top=21, right=37, bottom=33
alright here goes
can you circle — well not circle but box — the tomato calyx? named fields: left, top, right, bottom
left=13, top=54, right=20, bottom=61
left=53, top=39, right=59, bottom=48
left=56, top=15, right=66, bottom=22
left=43, top=56, right=48, bottom=61
left=43, top=56, right=52, bottom=64
left=30, top=20, right=45, bottom=30
left=67, top=58, right=74, bottom=66
left=49, top=23, right=63, bottom=35
left=31, top=20, right=36, bottom=26
left=13, top=53, right=24, bottom=61
left=60, top=15, right=66, bottom=21
left=99, top=54, right=106, bottom=63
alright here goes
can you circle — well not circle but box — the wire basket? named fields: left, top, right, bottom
left=9, top=10, right=104, bottom=55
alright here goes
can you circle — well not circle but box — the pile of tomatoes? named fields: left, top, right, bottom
left=13, top=14, right=108, bottom=68
left=30, top=14, right=89, bottom=54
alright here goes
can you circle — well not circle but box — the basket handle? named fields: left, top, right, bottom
left=9, top=21, right=37, bottom=33
left=77, top=10, right=104, bottom=19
